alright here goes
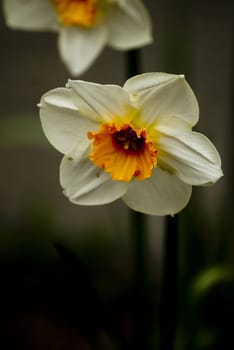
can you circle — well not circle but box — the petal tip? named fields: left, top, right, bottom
left=66, top=79, right=72, bottom=88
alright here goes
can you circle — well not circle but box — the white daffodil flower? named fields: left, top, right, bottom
left=39, top=73, right=223, bottom=216
left=3, top=0, right=152, bottom=75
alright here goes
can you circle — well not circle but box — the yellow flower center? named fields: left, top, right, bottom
left=88, top=123, right=157, bottom=182
left=51, top=0, right=105, bottom=28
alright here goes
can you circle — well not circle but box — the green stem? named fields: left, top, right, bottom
left=159, top=215, right=178, bottom=350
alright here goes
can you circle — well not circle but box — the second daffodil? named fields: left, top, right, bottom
left=3, top=0, right=152, bottom=75
left=39, top=73, right=223, bottom=216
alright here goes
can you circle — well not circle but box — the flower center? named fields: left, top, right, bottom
left=88, top=123, right=157, bottom=182
left=51, top=0, right=105, bottom=28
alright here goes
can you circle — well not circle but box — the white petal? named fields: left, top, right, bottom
left=67, top=80, right=132, bottom=123
left=157, top=131, right=223, bottom=186
left=39, top=88, right=98, bottom=154
left=106, top=0, right=152, bottom=50
left=3, top=0, right=58, bottom=31
left=124, top=73, right=199, bottom=127
left=122, top=168, right=192, bottom=216
left=60, top=147, right=128, bottom=205
left=58, top=25, right=107, bottom=76
left=154, top=115, right=191, bottom=134
left=124, top=72, right=176, bottom=95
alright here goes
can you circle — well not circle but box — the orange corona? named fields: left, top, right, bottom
left=51, top=0, right=102, bottom=27
left=88, top=123, right=157, bottom=182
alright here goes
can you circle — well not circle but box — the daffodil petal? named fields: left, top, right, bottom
left=38, top=72, right=223, bottom=215
left=157, top=132, right=223, bottom=185
left=58, top=25, right=107, bottom=76
left=40, top=85, right=99, bottom=121
left=39, top=87, right=98, bottom=154
left=106, top=0, right=152, bottom=50
left=125, top=73, right=199, bottom=127
left=3, top=0, right=58, bottom=31
left=60, top=147, right=128, bottom=205
left=124, top=72, right=176, bottom=95
left=154, top=115, right=191, bottom=135
left=122, top=168, right=192, bottom=216
left=67, top=80, right=132, bottom=123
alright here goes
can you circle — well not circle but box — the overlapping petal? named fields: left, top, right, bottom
left=125, top=73, right=199, bottom=127
left=39, top=87, right=98, bottom=154
left=124, top=72, right=175, bottom=96
left=3, top=0, right=58, bottom=31
left=156, top=131, right=223, bottom=186
left=67, top=80, right=133, bottom=123
left=122, top=168, right=192, bottom=216
left=60, top=146, right=128, bottom=205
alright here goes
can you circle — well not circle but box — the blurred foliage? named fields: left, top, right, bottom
left=177, top=202, right=234, bottom=350
left=191, top=265, right=234, bottom=301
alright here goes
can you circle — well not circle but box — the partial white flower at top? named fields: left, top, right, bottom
left=3, top=0, right=152, bottom=75
left=38, top=73, right=223, bottom=216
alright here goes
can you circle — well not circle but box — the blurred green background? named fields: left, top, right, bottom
left=0, top=0, right=233, bottom=349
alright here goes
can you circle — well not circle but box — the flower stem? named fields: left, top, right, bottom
left=126, top=50, right=151, bottom=349
left=130, top=209, right=150, bottom=349
left=159, top=215, right=178, bottom=350
left=126, top=49, right=140, bottom=78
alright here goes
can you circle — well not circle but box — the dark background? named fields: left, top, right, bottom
left=0, top=0, right=233, bottom=349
